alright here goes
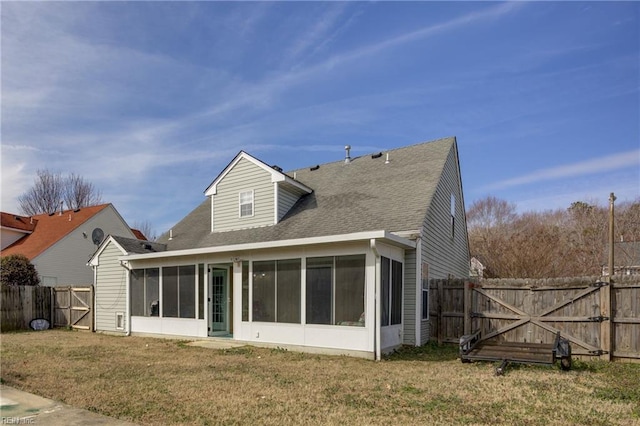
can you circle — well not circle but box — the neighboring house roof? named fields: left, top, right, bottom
left=1, top=204, right=111, bottom=259
left=159, top=137, right=457, bottom=251
left=0, top=212, right=38, bottom=233
left=130, top=229, right=148, bottom=241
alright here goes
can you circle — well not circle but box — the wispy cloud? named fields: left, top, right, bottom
left=485, top=150, right=640, bottom=190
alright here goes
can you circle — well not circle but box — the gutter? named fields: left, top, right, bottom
left=121, top=230, right=415, bottom=262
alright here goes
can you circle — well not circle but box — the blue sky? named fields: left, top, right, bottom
left=2, top=1, right=638, bottom=236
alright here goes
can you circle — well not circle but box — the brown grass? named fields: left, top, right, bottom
left=1, top=330, right=639, bottom=425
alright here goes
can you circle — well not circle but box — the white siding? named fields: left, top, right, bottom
left=33, top=206, right=136, bottom=286
left=213, top=158, right=275, bottom=232
left=420, top=143, right=470, bottom=343
left=277, top=186, right=299, bottom=221
left=94, top=241, right=128, bottom=333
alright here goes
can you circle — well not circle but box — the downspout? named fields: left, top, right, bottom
left=414, top=236, right=422, bottom=346
left=92, top=264, right=97, bottom=332
left=370, top=239, right=381, bottom=361
left=120, top=260, right=132, bottom=336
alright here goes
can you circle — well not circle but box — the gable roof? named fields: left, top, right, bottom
left=1, top=204, right=111, bottom=259
left=88, top=235, right=167, bottom=266
left=204, top=151, right=313, bottom=196
left=1, top=212, right=38, bottom=233
left=159, top=137, right=457, bottom=251
left=131, top=229, right=148, bottom=241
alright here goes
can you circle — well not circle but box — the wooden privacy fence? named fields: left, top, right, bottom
left=1, top=285, right=51, bottom=332
left=430, top=276, right=639, bottom=361
left=0, top=285, right=93, bottom=332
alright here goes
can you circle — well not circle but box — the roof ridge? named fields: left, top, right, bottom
left=285, top=136, right=455, bottom=174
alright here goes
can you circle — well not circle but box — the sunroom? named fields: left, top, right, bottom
left=121, top=231, right=414, bottom=359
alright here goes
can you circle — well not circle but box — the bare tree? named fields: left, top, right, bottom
left=64, top=173, right=103, bottom=210
left=18, top=169, right=103, bottom=216
left=18, top=170, right=65, bottom=216
left=133, top=220, right=157, bottom=242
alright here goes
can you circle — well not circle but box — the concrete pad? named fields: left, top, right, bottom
left=0, top=385, right=137, bottom=426
left=186, top=339, right=247, bottom=349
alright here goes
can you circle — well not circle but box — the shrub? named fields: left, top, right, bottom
left=1, top=254, right=40, bottom=286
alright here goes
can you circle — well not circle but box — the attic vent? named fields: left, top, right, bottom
left=14, top=216, right=20, bottom=221
left=74, top=208, right=81, bottom=213
left=344, top=145, right=352, bottom=164
left=143, top=243, right=152, bottom=250
left=371, top=152, right=383, bottom=159
left=272, top=165, right=283, bottom=172
left=310, top=165, right=320, bottom=171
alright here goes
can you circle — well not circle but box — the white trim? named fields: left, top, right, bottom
left=415, top=236, right=422, bottom=345
left=205, top=152, right=312, bottom=196
left=273, top=182, right=279, bottom=224
left=122, top=230, right=416, bottom=262
left=88, top=235, right=128, bottom=267
left=210, top=196, right=215, bottom=233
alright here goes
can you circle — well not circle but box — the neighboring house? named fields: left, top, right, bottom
left=602, top=241, right=640, bottom=276
left=1, top=204, right=143, bottom=286
left=470, top=256, right=485, bottom=279
left=90, top=137, right=470, bottom=359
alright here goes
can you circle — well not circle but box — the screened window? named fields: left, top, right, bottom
left=306, top=255, right=365, bottom=326
left=242, top=261, right=249, bottom=321
left=381, top=257, right=403, bottom=326
left=198, top=264, right=205, bottom=319
left=131, top=268, right=159, bottom=317
left=252, top=259, right=301, bottom=323
left=162, top=266, right=196, bottom=318
left=239, top=190, right=254, bottom=217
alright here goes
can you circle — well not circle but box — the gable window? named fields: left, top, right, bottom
left=381, top=257, right=403, bottom=326
left=239, top=190, right=254, bottom=218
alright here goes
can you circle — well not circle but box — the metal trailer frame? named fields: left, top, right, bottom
left=460, top=330, right=572, bottom=375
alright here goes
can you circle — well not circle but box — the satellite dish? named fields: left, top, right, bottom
left=92, top=228, right=104, bottom=245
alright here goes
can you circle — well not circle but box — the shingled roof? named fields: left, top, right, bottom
left=159, top=137, right=457, bottom=251
left=112, top=236, right=166, bottom=254
left=1, top=204, right=111, bottom=259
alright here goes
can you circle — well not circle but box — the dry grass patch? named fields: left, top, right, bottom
left=1, top=330, right=639, bottom=425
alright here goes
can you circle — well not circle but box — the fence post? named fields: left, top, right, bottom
left=600, top=281, right=613, bottom=361
left=464, top=281, right=472, bottom=336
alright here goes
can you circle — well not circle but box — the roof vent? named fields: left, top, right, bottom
left=59, top=200, right=64, bottom=216
left=310, top=165, right=320, bottom=171
left=344, top=145, right=351, bottom=164
left=272, top=165, right=283, bottom=173
left=371, top=152, right=383, bottom=159
left=385, top=153, right=390, bottom=164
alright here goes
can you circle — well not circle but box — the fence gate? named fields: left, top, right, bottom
left=53, top=286, right=93, bottom=330
left=466, top=280, right=608, bottom=358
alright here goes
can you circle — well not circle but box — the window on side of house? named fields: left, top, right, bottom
left=421, top=263, right=429, bottom=320
left=450, top=193, right=456, bottom=238
left=306, top=255, right=365, bottom=326
left=131, top=268, right=159, bottom=317
left=239, top=190, right=254, bottom=218
left=380, top=257, right=403, bottom=326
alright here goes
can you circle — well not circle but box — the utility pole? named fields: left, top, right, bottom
left=608, top=192, right=616, bottom=280
left=601, top=192, right=616, bottom=361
